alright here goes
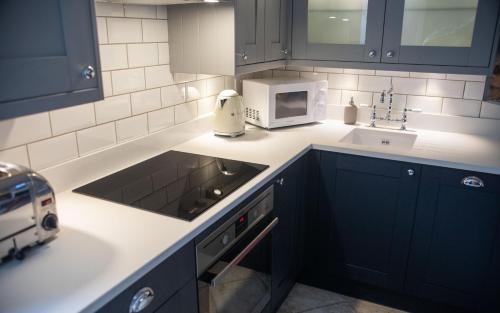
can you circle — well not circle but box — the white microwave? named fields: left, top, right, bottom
left=243, top=78, right=328, bottom=129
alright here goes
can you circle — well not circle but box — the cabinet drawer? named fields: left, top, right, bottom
left=155, top=279, right=198, bottom=313
left=98, top=242, right=195, bottom=313
left=336, top=153, right=408, bottom=178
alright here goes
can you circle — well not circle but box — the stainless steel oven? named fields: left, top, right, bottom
left=196, top=185, right=277, bottom=313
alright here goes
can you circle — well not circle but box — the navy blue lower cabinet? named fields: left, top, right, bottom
left=406, top=166, right=500, bottom=311
left=319, top=152, right=420, bottom=291
left=271, top=156, right=306, bottom=310
left=97, top=241, right=196, bottom=313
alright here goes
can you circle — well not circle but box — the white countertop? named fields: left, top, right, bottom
left=1, top=120, right=499, bottom=313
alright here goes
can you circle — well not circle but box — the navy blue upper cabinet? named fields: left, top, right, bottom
left=292, top=0, right=386, bottom=62
left=292, top=0, right=500, bottom=71
left=319, top=152, right=420, bottom=291
left=382, top=0, right=500, bottom=67
left=406, top=166, right=500, bottom=311
left=0, top=0, right=102, bottom=121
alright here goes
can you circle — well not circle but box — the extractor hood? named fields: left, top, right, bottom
left=96, top=0, right=220, bottom=4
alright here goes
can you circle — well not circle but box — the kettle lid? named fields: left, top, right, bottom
left=218, top=89, right=239, bottom=98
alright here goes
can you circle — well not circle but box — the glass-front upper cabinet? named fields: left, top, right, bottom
left=382, top=0, right=500, bottom=66
left=292, top=0, right=387, bottom=62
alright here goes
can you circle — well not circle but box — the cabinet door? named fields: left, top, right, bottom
left=271, top=158, right=303, bottom=309
left=265, top=0, right=288, bottom=61
left=406, top=166, right=500, bottom=311
left=0, top=0, right=102, bottom=120
left=382, top=0, right=500, bottom=66
left=235, top=0, right=266, bottom=65
left=320, top=153, right=420, bottom=290
left=155, top=279, right=198, bottom=313
left=292, top=0, right=386, bottom=62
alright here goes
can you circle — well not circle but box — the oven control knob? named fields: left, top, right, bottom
left=221, top=233, right=229, bottom=246
left=42, top=213, right=58, bottom=231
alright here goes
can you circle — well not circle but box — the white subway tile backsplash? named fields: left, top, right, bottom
left=0, top=146, right=30, bottom=167
left=112, top=68, right=145, bottom=94
left=286, top=65, right=313, bottom=72
left=27, top=133, right=78, bottom=170
left=174, top=72, right=197, bottom=83
left=327, top=89, right=342, bottom=106
left=156, top=6, right=168, bottom=19
left=300, top=72, right=327, bottom=81
left=198, top=96, right=216, bottom=116
left=392, top=77, right=427, bottom=96
left=158, top=43, right=170, bottom=64
left=148, top=107, right=174, bottom=132
left=142, top=19, right=168, bottom=42
left=273, top=70, right=299, bottom=78
left=480, top=101, right=500, bottom=119
left=100, top=45, right=128, bottom=71
left=124, top=5, right=157, bottom=18
left=116, top=114, right=148, bottom=142
left=95, top=3, right=124, bottom=17
left=328, top=74, right=358, bottom=90
left=162, top=84, right=186, bottom=107
left=0, top=113, right=51, bottom=150
left=145, top=65, right=173, bottom=88
left=463, top=81, right=485, bottom=100
left=341, top=90, right=372, bottom=106
left=186, top=80, right=207, bottom=101
left=96, top=18, right=108, bottom=44
left=314, top=67, right=343, bottom=73
left=406, top=96, right=442, bottom=114
left=131, top=89, right=162, bottom=115
left=344, top=69, right=375, bottom=75
left=128, top=43, right=159, bottom=68
left=175, top=101, right=198, bottom=124
left=446, top=74, right=486, bottom=82
left=107, top=18, right=142, bottom=43
left=358, top=75, right=391, bottom=92
left=442, top=98, right=481, bottom=117
left=102, top=71, right=113, bottom=97
left=50, top=103, right=96, bottom=135
left=95, top=94, right=132, bottom=124
left=427, top=79, right=465, bottom=98
left=225, top=76, right=236, bottom=90
left=206, top=77, right=225, bottom=96
left=375, top=70, right=409, bottom=77
left=76, top=123, right=116, bottom=156
left=409, top=72, right=446, bottom=79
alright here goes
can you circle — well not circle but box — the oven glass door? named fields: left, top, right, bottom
left=198, top=214, right=277, bottom=313
left=275, top=91, right=308, bottom=119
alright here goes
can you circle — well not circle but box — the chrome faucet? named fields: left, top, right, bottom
left=370, top=85, right=412, bottom=130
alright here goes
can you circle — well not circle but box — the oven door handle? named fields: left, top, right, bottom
left=207, top=217, right=279, bottom=287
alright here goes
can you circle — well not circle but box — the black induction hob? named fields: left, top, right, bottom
left=73, top=151, right=268, bottom=221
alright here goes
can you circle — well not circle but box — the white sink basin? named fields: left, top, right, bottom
left=340, top=127, right=417, bottom=150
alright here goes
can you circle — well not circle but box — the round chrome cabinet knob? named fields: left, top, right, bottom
left=407, top=169, right=415, bottom=176
left=82, top=65, right=96, bottom=80
left=368, top=50, right=377, bottom=58
left=386, top=51, right=395, bottom=58
left=42, top=213, right=58, bottom=231
left=213, top=189, right=222, bottom=197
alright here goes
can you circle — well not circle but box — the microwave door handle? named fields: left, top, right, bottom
left=205, top=217, right=278, bottom=288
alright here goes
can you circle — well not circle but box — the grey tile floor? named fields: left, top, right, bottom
left=278, top=284, right=408, bottom=313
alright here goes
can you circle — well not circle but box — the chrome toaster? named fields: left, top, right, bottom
left=0, top=162, right=59, bottom=262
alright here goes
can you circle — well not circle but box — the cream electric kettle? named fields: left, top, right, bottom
left=213, top=90, right=245, bottom=137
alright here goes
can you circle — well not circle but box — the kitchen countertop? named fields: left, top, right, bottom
left=1, top=120, right=499, bottom=313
